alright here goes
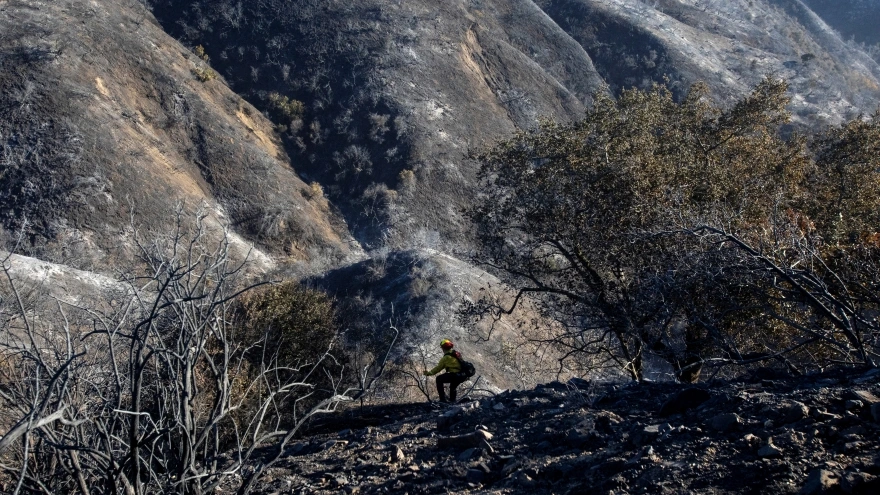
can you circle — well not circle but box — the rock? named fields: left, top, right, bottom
left=845, top=390, right=879, bottom=404
left=633, top=424, right=661, bottom=446
left=564, top=429, right=592, bottom=448
left=871, top=403, right=880, bottom=423
left=708, top=413, right=741, bottom=432
left=516, top=471, right=535, bottom=485
left=457, top=448, right=479, bottom=462
left=501, top=457, right=521, bottom=475
left=437, top=429, right=493, bottom=449
left=466, top=468, right=485, bottom=483
left=813, top=409, right=840, bottom=422
left=321, top=439, right=348, bottom=451
left=659, top=388, right=712, bottom=416
left=493, top=403, right=505, bottom=411
left=801, top=469, right=840, bottom=494
left=757, top=442, right=783, bottom=458
left=597, top=411, right=624, bottom=424
left=841, top=472, right=876, bottom=494
left=846, top=400, right=864, bottom=410
left=778, top=430, right=806, bottom=447
left=785, top=402, right=811, bottom=423
left=437, top=406, right=465, bottom=430
left=741, top=433, right=762, bottom=449
left=393, top=446, right=406, bottom=463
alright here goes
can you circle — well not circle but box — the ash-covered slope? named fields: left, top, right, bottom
left=229, top=370, right=880, bottom=494
left=541, top=0, right=880, bottom=123
left=4, top=0, right=879, bottom=265
left=149, top=0, right=605, bottom=249
left=803, top=0, right=880, bottom=46
left=0, top=0, right=355, bottom=273
left=3, top=0, right=880, bottom=400
left=151, top=0, right=880, bottom=250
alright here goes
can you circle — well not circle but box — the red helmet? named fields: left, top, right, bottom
left=440, top=339, right=454, bottom=350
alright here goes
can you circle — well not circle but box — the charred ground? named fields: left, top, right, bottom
left=217, top=369, right=880, bottom=494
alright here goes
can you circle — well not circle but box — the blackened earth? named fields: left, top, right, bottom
left=226, top=369, right=880, bottom=494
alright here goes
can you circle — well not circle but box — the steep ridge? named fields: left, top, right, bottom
left=149, top=0, right=605, bottom=249
left=150, top=0, right=880, bottom=251
left=803, top=0, right=880, bottom=46
left=0, top=0, right=355, bottom=273
left=539, top=0, right=880, bottom=124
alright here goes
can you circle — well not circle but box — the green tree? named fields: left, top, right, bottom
left=464, top=78, right=878, bottom=382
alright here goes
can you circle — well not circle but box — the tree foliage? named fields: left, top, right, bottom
left=464, top=77, right=880, bottom=382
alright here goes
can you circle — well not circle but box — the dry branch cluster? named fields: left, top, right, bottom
left=0, top=213, right=391, bottom=494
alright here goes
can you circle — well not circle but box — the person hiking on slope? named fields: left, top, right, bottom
left=423, top=339, right=467, bottom=403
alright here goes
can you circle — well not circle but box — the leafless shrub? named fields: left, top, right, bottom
left=0, top=210, right=393, bottom=494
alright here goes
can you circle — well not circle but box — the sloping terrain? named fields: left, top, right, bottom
left=540, top=0, right=880, bottom=123
left=226, top=369, right=880, bottom=494
left=0, top=0, right=355, bottom=273
left=150, top=0, right=880, bottom=249
left=1, top=1, right=880, bottom=492
left=2, top=0, right=880, bottom=405
left=148, top=0, right=605, bottom=249
left=803, top=0, right=880, bottom=46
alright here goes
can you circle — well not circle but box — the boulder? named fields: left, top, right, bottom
left=708, top=413, right=741, bottom=432
left=659, top=388, right=712, bottom=416
left=800, top=469, right=840, bottom=494
left=871, top=403, right=880, bottom=423
left=785, top=402, right=811, bottom=423
left=845, top=390, right=879, bottom=404
left=757, top=442, right=783, bottom=458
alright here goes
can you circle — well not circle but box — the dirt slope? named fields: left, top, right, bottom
left=150, top=0, right=880, bottom=250
left=0, top=0, right=355, bottom=273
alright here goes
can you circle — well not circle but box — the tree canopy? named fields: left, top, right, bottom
left=464, top=78, right=880, bottom=382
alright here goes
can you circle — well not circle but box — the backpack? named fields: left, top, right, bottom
left=452, top=351, right=476, bottom=378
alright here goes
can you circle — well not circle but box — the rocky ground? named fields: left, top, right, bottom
left=239, top=369, right=880, bottom=494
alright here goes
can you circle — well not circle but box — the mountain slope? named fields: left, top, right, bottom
left=0, top=0, right=355, bottom=272
left=803, top=0, right=880, bottom=46
left=150, top=0, right=880, bottom=251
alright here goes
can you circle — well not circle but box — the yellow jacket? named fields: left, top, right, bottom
left=426, top=351, right=462, bottom=375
